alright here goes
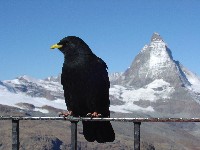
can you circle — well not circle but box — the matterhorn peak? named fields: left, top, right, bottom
left=117, top=33, right=193, bottom=89
left=151, top=32, right=164, bottom=42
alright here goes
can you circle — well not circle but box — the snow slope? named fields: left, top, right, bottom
left=0, top=76, right=66, bottom=113
left=1, top=76, right=176, bottom=114
left=110, top=79, right=175, bottom=113
left=0, top=86, right=66, bottom=113
left=182, top=66, right=200, bottom=93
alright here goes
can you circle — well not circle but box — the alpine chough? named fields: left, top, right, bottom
left=51, top=36, right=115, bottom=143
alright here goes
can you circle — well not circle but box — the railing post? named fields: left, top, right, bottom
left=71, top=121, right=78, bottom=150
left=12, top=119, right=19, bottom=150
left=134, top=122, right=141, bottom=150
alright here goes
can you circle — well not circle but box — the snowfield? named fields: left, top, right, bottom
left=182, top=67, right=200, bottom=93
left=0, top=83, right=67, bottom=113
left=0, top=77, right=175, bottom=114
left=109, top=79, right=175, bottom=113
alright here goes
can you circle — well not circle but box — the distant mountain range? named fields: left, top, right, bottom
left=1, top=33, right=200, bottom=149
left=1, top=32, right=200, bottom=117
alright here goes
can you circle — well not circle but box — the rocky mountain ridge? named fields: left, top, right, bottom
left=1, top=33, right=200, bottom=117
left=1, top=33, right=200, bottom=149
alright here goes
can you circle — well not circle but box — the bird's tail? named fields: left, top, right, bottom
left=82, top=121, right=115, bottom=143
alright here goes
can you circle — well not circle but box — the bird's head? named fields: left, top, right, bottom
left=50, top=36, right=89, bottom=54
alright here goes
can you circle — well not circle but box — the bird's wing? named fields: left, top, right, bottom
left=84, top=56, right=110, bottom=116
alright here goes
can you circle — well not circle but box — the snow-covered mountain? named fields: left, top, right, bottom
left=114, top=33, right=190, bottom=88
left=0, top=75, right=66, bottom=114
left=111, top=33, right=200, bottom=117
left=0, top=33, right=200, bottom=117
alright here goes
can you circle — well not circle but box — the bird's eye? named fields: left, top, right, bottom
left=65, top=41, right=69, bottom=45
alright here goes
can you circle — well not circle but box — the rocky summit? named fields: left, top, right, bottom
left=110, top=32, right=200, bottom=118
left=114, top=32, right=189, bottom=88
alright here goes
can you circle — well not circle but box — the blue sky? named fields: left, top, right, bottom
left=0, top=1, right=200, bottom=80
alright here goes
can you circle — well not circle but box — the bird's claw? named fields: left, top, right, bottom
left=86, top=112, right=102, bottom=118
left=58, top=111, right=73, bottom=119
left=86, top=113, right=92, bottom=117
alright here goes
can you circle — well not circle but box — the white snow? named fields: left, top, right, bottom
left=109, top=85, right=126, bottom=100
left=0, top=89, right=67, bottom=111
left=110, top=79, right=174, bottom=113
left=146, top=79, right=171, bottom=89
left=9, top=79, right=21, bottom=84
left=21, top=75, right=40, bottom=83
left=0, top=84, right=7, bottom=91
left=4, top=76, right=63, bottom=93
left=149, top=41, right=172, bottom=76
left=110, top=79, right=174, bottom=102
left=0, top=78, right=174, bottom=114
left=0, top=69, right=188, bottom=115
left=110, top=104, right=154, bottom=113
left=182, top=67, right=200, bottom=93
left=137, top=38, right=174, bottom=79
left=0, top=76, right=66, bottom=114
left=109, top=72, right=123, bottom=82
left=140, top=45, right=148, bottom=53
left=34, top=108, right=49, bottom=114
left=4, top=75, right=40, bottom=84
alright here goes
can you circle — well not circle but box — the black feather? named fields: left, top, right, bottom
left=57, top=36, right=115, bottom=143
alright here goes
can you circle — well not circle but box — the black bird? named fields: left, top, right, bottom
left=51, top=36, right=115, bottom=143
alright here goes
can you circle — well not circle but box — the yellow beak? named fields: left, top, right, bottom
left=50, top=44, right=63, bottom=49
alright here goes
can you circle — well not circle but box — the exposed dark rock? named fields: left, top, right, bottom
left=16, top=102, right=35, bottom=110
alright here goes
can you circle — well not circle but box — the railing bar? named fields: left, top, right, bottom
left=1, top=117, right=200, bottom=122
left=1, top=117, right=199, bottom=150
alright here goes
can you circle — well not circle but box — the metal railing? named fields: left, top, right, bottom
left=1, top=116, right=200, bottom=150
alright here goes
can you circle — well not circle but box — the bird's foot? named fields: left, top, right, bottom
left=58, top=111, right=73, bottom=117
left=86, top=112, right=102, bottom=118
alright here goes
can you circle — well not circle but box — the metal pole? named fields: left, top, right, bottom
left=71, top=121, right=78, bottom=150
left=2, top=117, right=200, bottom=122
left=134, top=122, right=141, bottom=150
left=12, top=119, right=19, bottom=150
